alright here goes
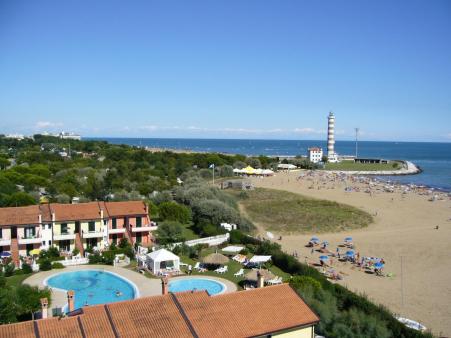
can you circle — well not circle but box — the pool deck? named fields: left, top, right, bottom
left=23, top=265, right=237, bottom=315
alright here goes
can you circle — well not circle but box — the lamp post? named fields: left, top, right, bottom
left=209, top=164, right=215, bottom=185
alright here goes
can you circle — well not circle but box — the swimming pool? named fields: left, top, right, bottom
left=46, top=270, right=137, bottom=310
left=169, top=278, right=226, bottom=295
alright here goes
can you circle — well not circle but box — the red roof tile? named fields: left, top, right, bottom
left=175, top=284, right=319, bottom=338
left=50, top=202, right=102, bottom=221
left=106, top=294, right=193, bottom=338
left=104, top=201, right=148, bottom=217
left=36, top=316, right=83, bottom=338
left=78, top=305, right=115, bottom=338
left=0, top=205, right=40, bottom=226
left=0, top=320, right=36, bottom=338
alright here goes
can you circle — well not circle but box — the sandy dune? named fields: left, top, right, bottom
left=248, top=171, right=451, bottom=336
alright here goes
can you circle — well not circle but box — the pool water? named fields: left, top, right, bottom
left=169, top=278, right=225, bottom=295
left=46, top=270, right=136, bottom=310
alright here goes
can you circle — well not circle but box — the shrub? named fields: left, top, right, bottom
left=155, top=221, right=185, bottom=244
left=21, top=263, right=33, bottom=274
left=51, top=262, right=64, bottom=269
left=72, top=248, right=80, bottom=256
left=88, top=253, right=103, bottom=264
left=118, top=238, right=129, bottom=249
left=4, top=263, right=15, bottom=277
left=39, top=260, right=52, bottom=271
left=159, top=201, right=192, bottom=224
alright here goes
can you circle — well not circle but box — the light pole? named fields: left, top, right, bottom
left=209, top=164, right=215, bottom=185
left=354, top=128, right=359, bottom=158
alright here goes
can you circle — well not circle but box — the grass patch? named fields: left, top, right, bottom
left=233, top=188, right=373, bottom=234
left=181, top=224, right=200, bottom=241
left=324, top=161, right=401, bottom=171
left=6, top=273, right=32, bottom=288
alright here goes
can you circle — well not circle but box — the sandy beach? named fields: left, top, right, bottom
left=248, top=171, right=451, bottom=336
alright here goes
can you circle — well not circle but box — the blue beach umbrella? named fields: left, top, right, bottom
left=321, top=241, right=329, bottom=246
left=344, top=237, right=353, bottom=242
left=311, top=236, right=319, bottom=241
left=346, top=250, right=355, bottom=257
left=374, top=262, right=384, bottom=269
left=0, top=252, right=11, bottom=258
left=319, top=255, right=329, bottom=261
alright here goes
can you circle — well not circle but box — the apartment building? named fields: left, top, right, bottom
left=0, top=201, right=154, bottom=265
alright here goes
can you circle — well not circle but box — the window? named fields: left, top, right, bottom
left=112, top=218, right=117, bottom=229
left=61, top=223, right=68, bottom=234
left=0, top=228, right=2, bottom=239
left=136, top=217, right=142, bottom=228
left=25, top=227, right=35, bottom=238
left=136, top=232, right=142, bottom=244
left=88, top=221, right=95, bottom=232
left=59, top=240, right=70, bottom=252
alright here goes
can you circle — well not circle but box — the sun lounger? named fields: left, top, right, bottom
left=234, top=268, right=244, bottom=277
left=215, top=266, right=228, bottom=274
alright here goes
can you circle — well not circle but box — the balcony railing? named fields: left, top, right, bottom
left=18, top=235, right=42, bottom=245
left=130, top=224, right=158, bottom=232
left=108, top=228, right=126, bottom=235
left=82, top=230, right=104, bottom=239
left=54, top=231, right=76, bottom=241
left=0, top=238, right=11, bottom=246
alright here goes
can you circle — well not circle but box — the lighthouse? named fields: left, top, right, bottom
left=327, top=112, right=338, bottom=162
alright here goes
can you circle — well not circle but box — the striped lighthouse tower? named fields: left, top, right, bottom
left=327, top=112, right=338, bottom=162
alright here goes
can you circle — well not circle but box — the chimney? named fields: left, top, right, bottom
left=52, top=212, right=55, bottom=222
left=257, top=271, right=264, bottom=288
left=40, top=298, right=48, bottom=319
left=67, top=290, right=75, bottom=312
left=100, top=207, right=104, bottom=219
left=161, top=277, right=169, bottom=295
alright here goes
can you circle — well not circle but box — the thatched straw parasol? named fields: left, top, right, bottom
left=201, top=253, right=229, bottom=265
left=244, top=269, right=275, bottom=282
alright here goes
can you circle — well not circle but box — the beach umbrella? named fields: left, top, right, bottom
left=310, top=236, right=319, bottom=243
left=244, top=269, right=275, bottom=282
left=201, top=253, right=229, bottom=265
left=319, top=255, right=329, bottom=261
left=30, top=248, right=41, bottom=256
left=344, top=237, right=353, bottom=242
left=0, top=252, right=11, bottom=258
left=346, top=250, right=355, bottom=257
left=321, top=241, right=329, bottom=246
left=374, top=262, right=384, bottom=269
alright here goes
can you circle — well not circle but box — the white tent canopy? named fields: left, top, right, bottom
left=222, top=245, right=244, bottom=253
left=249, top=255, right=272, bottom=264
left=146, top=248, right=180, bottom=274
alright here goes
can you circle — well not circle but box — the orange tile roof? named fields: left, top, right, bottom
left=176, top=284, right=319, bottom=338
left=0, top=205, right=40, bottom=226
left=0, top=285, right=318, bottom=338
left=106, top=294, right=194, bottom=338
left=50, top=202, right=103, bottom=221
left=0, top=320, right=36, bottom=338
left=104, top=201, right=148, bottom=217
left=78, top=305, right=115, bottom=338
left=36, top=316, right=83, bottom=338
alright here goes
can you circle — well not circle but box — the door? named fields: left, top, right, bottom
left=112, top=234, right=117, bottom=245
left=75, top=221, right=80, bottom=234
left=26, top=244, right=33, bottom=255
left=11, top=227, right=17, bottom=239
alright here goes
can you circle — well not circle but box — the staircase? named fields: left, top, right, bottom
left=11, top=238, right=20, bottom=266
left=75, top=233, right=84, bottom=256
left=124, top=226, right=133, bottom=245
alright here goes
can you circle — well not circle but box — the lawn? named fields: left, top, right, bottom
left=324, top=161, right=402, bottom=171
left=233, top=188, right=373, bottom=234
left=6, top=273, right=32, bottom=288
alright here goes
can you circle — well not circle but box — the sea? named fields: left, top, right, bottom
left=88, top=138, right=451, bottom=192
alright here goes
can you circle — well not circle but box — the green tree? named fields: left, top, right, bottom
left=6, top=192, right=36, bottom=207
left=155, top=221, right=185, bottom=244
left=158, top=201, right=192, bottom=224
left=16, top=284, right=51, bottom=320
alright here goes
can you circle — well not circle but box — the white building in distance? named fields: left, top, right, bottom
left=308, top=147, right=323, bottom=163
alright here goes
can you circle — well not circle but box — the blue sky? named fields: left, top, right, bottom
left=0, top=0, right=450, bottom=141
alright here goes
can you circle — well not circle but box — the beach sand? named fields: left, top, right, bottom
left=248, top=171, right=451, bottom=336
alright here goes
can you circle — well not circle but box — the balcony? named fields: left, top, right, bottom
left=0, top=238, right=11, bottom=246
left=54, top=231, right=76, bottom=241
left=18, top=235, right=42, bottom=245
left=82, top=230, right=104, bottom=239
left=108, top=228, right=126, bottom=235
left=131, top=224, right=158, bottom=232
